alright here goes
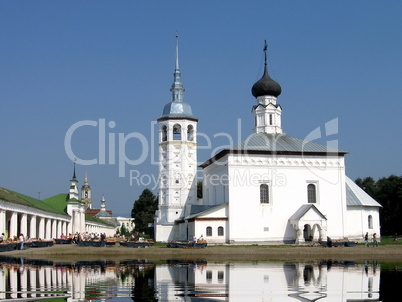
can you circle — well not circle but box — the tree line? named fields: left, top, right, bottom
left=355, top=174, right=402, bottom=236
left=130, top=176, right=402, bottom=238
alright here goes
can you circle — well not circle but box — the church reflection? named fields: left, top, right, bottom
left=0, top=256, right=380, bottom=301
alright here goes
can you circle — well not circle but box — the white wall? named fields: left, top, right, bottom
left=346, top=206, right=381, bottom=241
left=224, top=153, right=346, bottom=243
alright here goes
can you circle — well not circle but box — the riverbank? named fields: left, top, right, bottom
left=2, top=244, right=402, bottom=263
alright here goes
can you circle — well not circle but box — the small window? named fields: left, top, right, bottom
left=368, top=215, right=373, bottom=229
left=162, top=125, right=168, bottom=142
left=187, top=125, right=194, bottom=141
left=206, top=271, right=212, bottom=283
left=260, top=184, right=269, bottom=204
left=173, top=124, right=181, bottom=140
left=218, top=271, right=224, bottom=283
left=206, top=226, right=212, bottom=236
left=307, top=184, right=316, bottom=203
left=218, top=226, right=224, bottom=236
left=269, top=114, right=273, bottom=125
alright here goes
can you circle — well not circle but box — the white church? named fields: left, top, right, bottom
left=154, top=38, right=382, bottom=245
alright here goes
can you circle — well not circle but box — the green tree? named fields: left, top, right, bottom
left=355, top=177, right=377, bottom=198
left=376, top=175, right=402, bottom=235
left=355, top=175, right=402, bottom=235
left=119, top=224, right=130, bottom=238
left=131, top=189, right=158, bottom=237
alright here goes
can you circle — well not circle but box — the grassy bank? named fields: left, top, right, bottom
left=2, top=242, right=402, bottom=263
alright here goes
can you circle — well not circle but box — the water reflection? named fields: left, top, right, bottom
left=0, top=256, right=386, bottom=301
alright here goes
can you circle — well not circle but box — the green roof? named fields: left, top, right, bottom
left=42, top=193, right=70, bottom=214
left=1, top=187, right=115, bottom=227
left=0, top=187, right=68, bottom=216
left=85, top=214, right=115, bottom=226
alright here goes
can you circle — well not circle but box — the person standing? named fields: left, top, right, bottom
left=326, top=236, right=332, bottom=247
left=372, top=233, right=378, bottom=247
left=19, top=233, right=25, bottom=250
left=364, top=232, right=369, bottom=247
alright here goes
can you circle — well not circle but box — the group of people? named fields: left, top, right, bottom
left=192, top=235, right=205, bottom=246
left=364, top=232, right=378, bottom=247
left=0, top=233, right=26, bottom=250
left=62, top=232, right=107, bottom=243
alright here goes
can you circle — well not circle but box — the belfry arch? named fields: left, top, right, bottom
left=173, top=124, right=182, bottom=140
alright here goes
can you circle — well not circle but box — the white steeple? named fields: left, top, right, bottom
left=155, top=34, right=198, bottom=242
left=81, top=170, right=92, bottom=209
left=68, top=162, right=79, bottom=201
left=100, top=195, right=106, bottom=212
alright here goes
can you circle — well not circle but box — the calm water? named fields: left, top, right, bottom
left=0, top=255, right=401, bottom=301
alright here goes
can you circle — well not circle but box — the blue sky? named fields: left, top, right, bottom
left=1, top=1, right=401, bottom=216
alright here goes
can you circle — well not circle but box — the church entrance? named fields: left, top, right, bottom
left=303, top=224, right=312, bottom=242
left=303, top=224, right=324, bottom=243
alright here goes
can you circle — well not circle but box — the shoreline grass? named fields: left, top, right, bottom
left=2, top=242, right=402, bottom=264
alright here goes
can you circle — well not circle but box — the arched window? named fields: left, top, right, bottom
left=206, top=226, right=212, bottom=237
left=206, top=271, right=212, bottom=283
left=162, top=125, right=167, bottom=142
left=218, top=271, right=224, bottom=283
left=260, top=184, right=269, bottom=204
left=187, top=125, right=194, bottom=141
left=307, top=184, right=316, bottom=203
left=173, top=124, right=181, bottom=140
left=368, top=215, right=373, bottom=229
left=218, top=226, right=224, bottom=236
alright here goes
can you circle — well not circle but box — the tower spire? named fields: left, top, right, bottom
left=72, top=161, right=77, bottom=179
left=175, top=31, right=180, bottom=71
left=170, top=32, right=185, bottom=102
left=263, top=40, right=268, bottom=67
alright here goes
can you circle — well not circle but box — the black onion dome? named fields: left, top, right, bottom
left=251, top=66, right=282, bottom=98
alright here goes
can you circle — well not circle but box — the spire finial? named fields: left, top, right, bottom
left=263, top=40, right=268, bottom=67
left=73, top=159, right=77, bottom=179
left=175, top=31, right=179, bottom=71
left=170, top=32, right=184, bottom=102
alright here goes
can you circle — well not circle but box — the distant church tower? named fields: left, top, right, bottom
left=67, top=163, right=85, bottom=234
left=68, top=163, right=79, bottom=201
left=251, top=41, right=283, bottom=134
left=155, top=35, right=198, bottom=242
left=81, top=172, right=92, bottom=209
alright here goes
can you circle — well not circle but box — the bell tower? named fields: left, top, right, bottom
left=81, top=171, right=92, bottom=209
left=155, top=34, right=198, bottom=242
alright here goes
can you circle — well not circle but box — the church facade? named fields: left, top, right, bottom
left=154, top=40, right=381, bottom=244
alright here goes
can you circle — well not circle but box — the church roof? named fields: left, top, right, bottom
left=251, top=65, right=281, bottom=98
left=159, top=100, right=197, bottom=121
left=95, top=210, right=113, bottom=218
left=232, top=133, right=346, bottom=153
left=182, top=203, right=228, bottom=221
left=200, top=132, right=347, bottom=168
left=345, top=176, right=382, bottom=207
left=289, top=204, right=327, bottom=222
